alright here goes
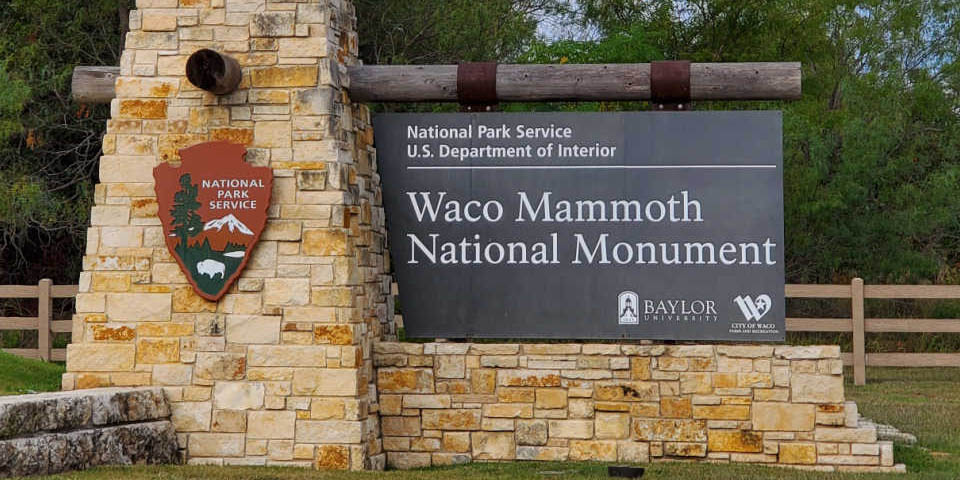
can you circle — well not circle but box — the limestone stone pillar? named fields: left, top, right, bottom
left=64, top=0, right=390, bottom=470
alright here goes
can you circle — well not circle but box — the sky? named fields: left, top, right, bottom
left=535, top=0, right=600, bottom=41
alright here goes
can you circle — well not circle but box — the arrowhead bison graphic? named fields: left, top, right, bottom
left=154, top=141, right=273, bottom=301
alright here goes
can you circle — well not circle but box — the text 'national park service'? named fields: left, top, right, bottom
left=407, top=123, right=618, bottom=160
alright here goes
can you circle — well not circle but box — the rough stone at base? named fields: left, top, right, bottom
left=0, top=421, right=179, bottom=478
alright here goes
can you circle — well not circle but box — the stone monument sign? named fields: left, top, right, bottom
left=62, top=0, right=901, bottom=473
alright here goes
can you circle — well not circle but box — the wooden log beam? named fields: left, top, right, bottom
left=347, top=63, right=802, bottom=102
left=72, top=62, right=801, bottom=104
left=72, top=66, right=120, bottom=104
left=186, top=49, right=242, bottom=95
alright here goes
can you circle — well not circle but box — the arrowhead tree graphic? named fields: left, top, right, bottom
left=171, top=174, right=203, bottom=249
left=154, top=141, right=273, bottom=301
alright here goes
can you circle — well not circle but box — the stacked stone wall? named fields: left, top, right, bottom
left=65, top=0, right=391, bottom=470
left=375, top=343, right=904, bottom=473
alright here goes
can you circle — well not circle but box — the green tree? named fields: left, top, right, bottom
left=565, top=0, right=960, bottom=285
left=0, top=66, right=30, bottom=141
left=0, top=0, right=132, bottom=285
left=356, top=0, right=566, bottom=65
left=170, top=174, right=203, bottom=252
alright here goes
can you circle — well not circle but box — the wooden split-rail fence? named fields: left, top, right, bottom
left=0, top=280, right=78, bottom=362
left=2, top=278, right=960, bottom=384
left=786, top=278, right=960, bottom=384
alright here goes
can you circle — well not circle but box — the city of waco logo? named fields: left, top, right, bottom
left=154, top=141, right=273, bottom=301
left=733, top=294, right=772, bottom=321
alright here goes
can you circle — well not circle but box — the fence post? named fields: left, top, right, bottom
left=852, top=277, right=866, bottom=385
left=37, top=279, right=52, bottom=362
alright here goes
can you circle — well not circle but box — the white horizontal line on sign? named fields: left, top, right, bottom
left=407, top=165, right=778, bottom=170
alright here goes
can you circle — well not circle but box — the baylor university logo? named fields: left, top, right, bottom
left=618, top=291, right=639, bottom=324
left=154, top=142, right=273, bottom=301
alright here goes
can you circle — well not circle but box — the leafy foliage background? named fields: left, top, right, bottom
left=0, top=0, right=130, bottom=285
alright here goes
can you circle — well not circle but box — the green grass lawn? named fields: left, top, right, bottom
left=9, top=367, right=960, bottom=479
left=0, top=350, right=64, bottom=395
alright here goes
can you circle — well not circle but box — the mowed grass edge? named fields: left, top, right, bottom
left=0, top=350, right=64, bottom=396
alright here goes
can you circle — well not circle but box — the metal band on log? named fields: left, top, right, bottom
left=71, top=62, right=801, bottom=104
left=650, top=60, right=691, bottom=110
left=457, top=62, right=499, bottom=112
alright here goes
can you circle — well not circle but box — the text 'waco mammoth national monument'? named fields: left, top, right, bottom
left=66, top=0, right=902, bottom=473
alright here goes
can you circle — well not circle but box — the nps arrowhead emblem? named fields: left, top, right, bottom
left=153, top=141, right=273, bottom=301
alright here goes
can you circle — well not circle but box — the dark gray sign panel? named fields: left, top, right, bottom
left=374, top=112, right=784, bottom=341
